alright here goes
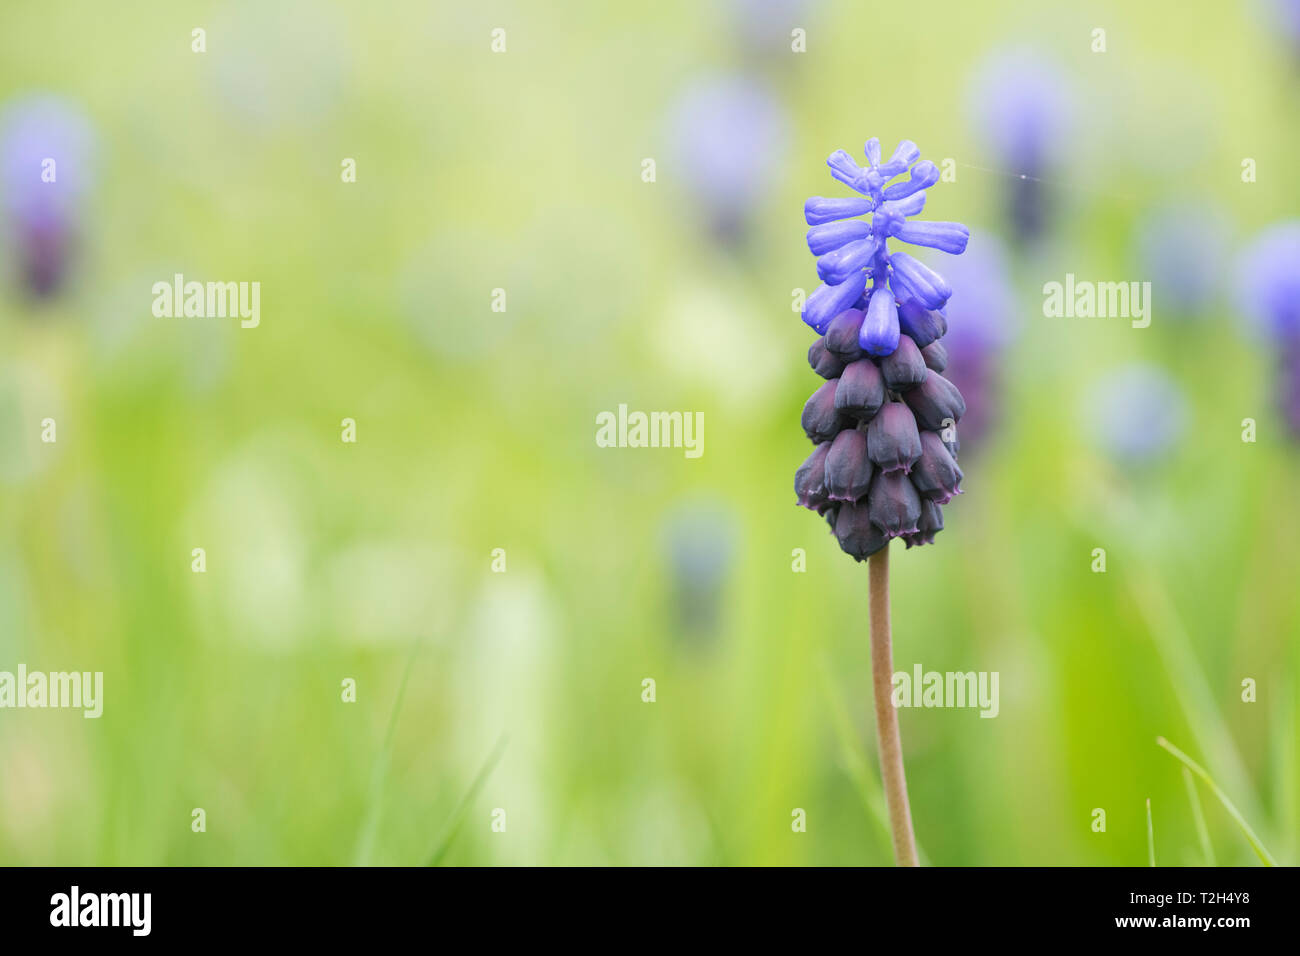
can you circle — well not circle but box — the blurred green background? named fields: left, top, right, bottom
left=0, top=0, right=1296, bottom=866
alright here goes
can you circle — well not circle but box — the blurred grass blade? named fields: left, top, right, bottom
left=1146, top=799, right=1155, bottom=867
left=353, top=634, right=424, bottom=866
left=818, top=656, right=930, bottom=866
left=427, top=734, right=509, bottom=867
left=1130, top=571, right=1263, bottom=830
left=1182, top=767, right=1216, bottom=866
left=1156, top=737, right=1277, bottom=866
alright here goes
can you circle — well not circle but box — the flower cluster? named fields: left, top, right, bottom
left=0, top=94, right=95, bottom=299
left=795, top=139, right=969, bottom=559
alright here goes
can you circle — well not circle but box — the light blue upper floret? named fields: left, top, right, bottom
left=801, top=138, right=969, bottom=356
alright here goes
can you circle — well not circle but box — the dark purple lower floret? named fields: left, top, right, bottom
left=795, top=441, right=832, bottom=511
left=897, top=299, right=948, bottom=349
left=867, top=401, right=922, bottom=474
left=867, top=471, right=922, bottom=538
left=903, top=371, right=966, bottom=432
left=904, top=498, right=944, bottom=548
left=808, top=337, right=846, bottom=379
left=921, top=340, right=947, bottom=372
left=834, top=499, right=889, bottom=560
left=880, top=334, right=928, bottom=391
left=834, top=358, right=885, bottom=421
left=802, top=378, right=844, bottom=443
left=825, top=427, right=874, bottom=502
left=909, top=431, right=963, bottom=504
left=825, top=308, right=867, bottom=361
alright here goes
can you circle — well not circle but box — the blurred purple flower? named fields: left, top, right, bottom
left=967, top=49, right=1072, bottom=243
left=1085, top=364, right=1188, bottom=465
left=0, top=94, right=95, bottom=299
left=1238, top=221, right=1300, bottom=437
left=1135, top=205, right=1230, bottom=317
left=722, top=0, right=817, bottom=57
left=661, top=501, right=737, bottom=641
left=1238, top=222, right=1300, bottom=342
left=1259, top=0, right=1300, bottom=59
left=936, top=235, right=1015, bottom=451
left=667, top=74, right=790, bottom=242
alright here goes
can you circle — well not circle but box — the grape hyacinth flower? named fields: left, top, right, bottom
left=793, top=137, right=970, bottom=866
left=0, top=94, right=95, bottom=300
left=661, top=500, right=737, bottom=643
left=1259, top=0, right=1300, bottom=63
left=1135, top=205, right=1230, bottom=319
left=967, top=49, right=1071, bottom=245
left=1238, top=222, right=1300, bottom=436
left=667, top=73, right=790, bottom=244
left=1085, top=363, right=1188, bottom=466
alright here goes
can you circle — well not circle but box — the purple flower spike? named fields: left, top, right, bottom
left=795, top=135, right=971, bottom=558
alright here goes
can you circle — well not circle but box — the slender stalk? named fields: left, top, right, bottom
left=868, top=542, right=918, bottom=866
left=1156, top=736, right=1277, bottom=866
left=1182, top=768, right=1216, bottom=867
left=1146, top=798, right=1155, bottom=867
